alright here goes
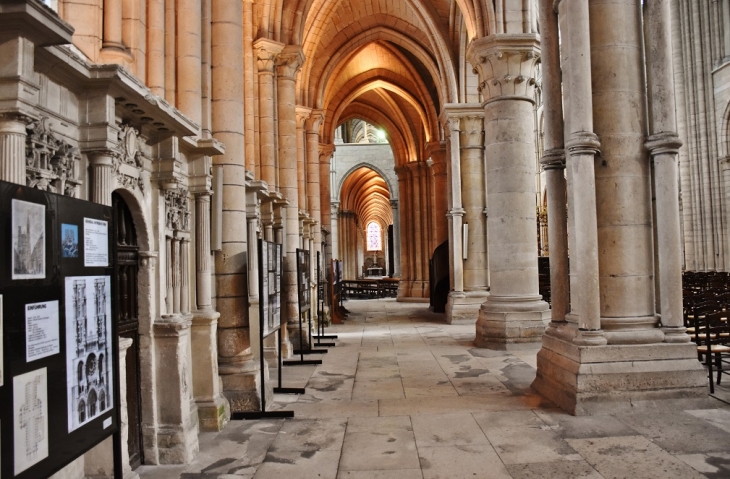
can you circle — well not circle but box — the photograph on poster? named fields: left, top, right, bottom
left=12, top=199, right=46, bottom=280
left=25, top=300, right=60, bottom=362
left=64, top=276, right=113, bottom=432
left=61, top=223, right=79, bottom=258
left=83, top=218, right=109, bottom=267
left=13, top=367, right=49, bottom=475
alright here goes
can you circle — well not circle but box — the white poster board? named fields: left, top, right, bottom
left=83, top=218, right=109, bottom=267
left=64, top=276, right=114, bottom=432
left=25, top=300, right=60, bottom=362
left=13, top=368, right=49, bottom=475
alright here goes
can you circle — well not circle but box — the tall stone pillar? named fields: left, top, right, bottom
left=539, top=0, right=569, bottom=328
left=211, top=0, right=259, bottom=412
left=89, top=150, right=116, bottom=206
left=306, top=113, right=324, bottom=271
left=296, top=107, right=310, bottom=213
left=254, top=39, right=283, bottom=188
left=319, top=144, right=335, bottom=264
left=191, top=192, right=229, bottom=431
left=645, top=0, right=689, bottom=343
left=176, top=0, right=202, bottom=124
left=428, top=144, right=449, bottom=246
left=468, top=35, right=548, bottom=349
left=0, top=114, right=29, bottom=185
left=444, top=108, right=490, bottom=323
left=533, top=0, right=706, bottom=415
left=395, top=166, right=412, bottom=299
left=391, top=199, right=401, bottom=277
left=407, top=162, right=426, bottom=297
left=443, top=114, right=466, bottom=317
left=277, top=46, right=307, bottom=350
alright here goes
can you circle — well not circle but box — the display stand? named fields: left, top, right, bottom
left=232, top=240, right=299, bottom=420
left=284, top=249, right=324, bottom=366
left=0, top=180, right=122, bottom=478
left=313, top=251, right=337, bottom=344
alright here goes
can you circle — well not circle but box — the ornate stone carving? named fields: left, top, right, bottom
left=113, top=124, right=146, bottom=194
left=164, top=188, right=191, bottom=232
left=25, top=117, right=82, bottom=197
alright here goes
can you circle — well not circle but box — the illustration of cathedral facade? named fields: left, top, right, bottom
left=68, top=278, right=111, bottom=431
left=14, top=214, right=44, bottom=277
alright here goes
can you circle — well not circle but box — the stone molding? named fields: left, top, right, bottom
left=467, top=34, right=541, bottom=103
left=566, top=131, right=601, bottom=157
left=645, top=132, right=683, bottom=156
left=540, top=148, right=566, bottom=170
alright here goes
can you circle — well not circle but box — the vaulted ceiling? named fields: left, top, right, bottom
left=340, top=166, right=392, bottom=229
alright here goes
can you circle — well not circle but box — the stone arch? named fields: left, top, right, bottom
left=337, top=162, right=396, bottom=203
left=78, top=399, right=86, bottom=423
left=88, top=388, right=98, bottom=417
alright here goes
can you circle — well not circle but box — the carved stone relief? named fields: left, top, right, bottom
left=25, top=117, right=82, bottom=197
left=164, top=188, right=191, bottom=232
left=113, top=124, right=146, bottom=194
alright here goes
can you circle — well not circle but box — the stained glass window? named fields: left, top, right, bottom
left=367, top=222, right=382, bottom=251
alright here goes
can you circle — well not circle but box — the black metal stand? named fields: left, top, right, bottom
left=274, top=327, right=305, bottom=394
left=284, top=249, right=323, bottom=366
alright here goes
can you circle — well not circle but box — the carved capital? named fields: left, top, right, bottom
left=540, top=148, right=566, bottom=170
left=253, top=38, right=284, bottom=73
left=645, top=132, right=682, bottom=156
left=459, top=116, right=484, bottom=148
left=306, top=110, right=325, bottom=133
left=276, top=45, right=305, bottom=79
left=295, top=106, right=311, bottom=129
left=318, top=143, right=335, bottom=163
left=466, top=34, right=541, bottom=102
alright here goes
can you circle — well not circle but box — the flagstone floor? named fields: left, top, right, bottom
left=138, top=298, right=730, bottom=479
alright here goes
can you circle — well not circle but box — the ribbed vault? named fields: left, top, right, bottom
left=340, top=167, right=393, bottom=232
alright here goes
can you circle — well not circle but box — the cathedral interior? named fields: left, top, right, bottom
left=1, top=0, right=730, bottom=477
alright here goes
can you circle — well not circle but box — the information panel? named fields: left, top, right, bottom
left=260, top=240, right=282, bottom=338
left=296, top=249, right=311, bottom=313
left=0, top=180, right=119, bottom=479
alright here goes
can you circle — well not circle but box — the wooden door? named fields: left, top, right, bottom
left=112, top=193, right=143, bottom=469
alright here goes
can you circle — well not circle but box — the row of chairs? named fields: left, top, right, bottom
left=683, top=271, right=730, bottom=393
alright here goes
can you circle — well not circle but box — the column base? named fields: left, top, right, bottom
left=219, top=358, right=270, bottom=413
left=287, top=322, right=311, bottom=351
left=446, top=291, right=489, bottom=324
left=532, top=331, right=711, bottom=416
left=157, top=407, right=200, bottom=464
left=397, top=280, right=412, bottom=299
left=475, top=295, right=549, bottom=350
left=196, top=395, right=230, bottom=432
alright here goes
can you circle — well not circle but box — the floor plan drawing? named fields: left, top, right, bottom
left=13, top=367, right=48, bottom=475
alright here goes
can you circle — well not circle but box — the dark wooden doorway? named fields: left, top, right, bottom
left=112, top=193, right=144, bottom=469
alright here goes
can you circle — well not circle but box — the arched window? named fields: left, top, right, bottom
left=366, top=222, right=382, bottom=251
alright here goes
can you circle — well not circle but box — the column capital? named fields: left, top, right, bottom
left=295, top=106, right=311, bottom=128
left=540, top=148, right=566, bottom=170
left=277, top=45, right=305, bottom=79
left=645, top=132, right=682, bottom=156
left=460, top=115, right=484, bottom=148
left=0, top=111, right=35, bottom=132
left=306, top=110, right=325, bottom=132
left=86, top=149, right=119, bottom=167
left=447, top=208, right=466, bottom=217
left=319, top=143, right=335, bottom=163
left=253, top=38, right=284, bottom=73
left=466, top=34, right=540, bottom=103
left=566, top=132, right=601, bottom=157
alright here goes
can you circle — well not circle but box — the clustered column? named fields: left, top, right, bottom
left=467, top=35, right=548, bottom=349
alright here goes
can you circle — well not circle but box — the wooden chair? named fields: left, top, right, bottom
left=697, top=311, right=730, bottom=393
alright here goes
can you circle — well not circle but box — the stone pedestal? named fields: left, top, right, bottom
left=191, top=311, right=229, bottom=431
left=153, top=318, right=199, bottom=464
left=445, top=291, right=489, bottom=324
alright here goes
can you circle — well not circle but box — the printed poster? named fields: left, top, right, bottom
left=65, top=276, right=113, bottom=432
left=25, top=300, right=60, bottom=362
left=84, top=218, right=109, bottom=267
left=13, top=368, right=49, bottom=475
left=12, top=199, right=46, bottom=280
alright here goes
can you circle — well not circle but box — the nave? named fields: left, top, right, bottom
left=138, top=300, right=730, bottom=479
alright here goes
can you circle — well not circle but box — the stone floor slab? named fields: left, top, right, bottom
left=411, top=413, right=488, bottom=447
left=506, top=460, right=604, bottom=479
left=252, top=450, right=340, bottom=479
left=417, top=444, right=512, bottom=479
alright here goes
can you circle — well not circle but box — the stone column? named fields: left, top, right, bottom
left=277, top=46, right=307, bottom=350
left=307, top=113, right=324, bottom=265
left=429, top=145, right=449, bottom=246
left=89, top=150, right=116, bottom=206
left=147, top=0, right=165, bottom=96
left=538, top=0, right=570, bottom=328
left=212, top=0, right=259, bottom=412
left=296, top=107, right=310, bottom=213
left=645, top=0, right=689, bottom=343
left=102, top=0, right=124, bottom=51
left=532, top=0, right=706, bottom=415
left=0, top=114, right=29, bottom=185
left=391, top=199, right=401, bottom=277
left=319, top=144, right=335, bottom=264
left=443, top=115, right=465, bottom=303
left=176, top=0, right=202, bottom=124
left=191, top=192, right=228, bottom=431
left=468, top=35, right=548, bottom=349
left=407, top=162, right=425, bottom=297
left=242, top=0, right=256, bottom=173
left=395, top=167, right=412, bottom=298
left=254, top=39, right=283, bottom=187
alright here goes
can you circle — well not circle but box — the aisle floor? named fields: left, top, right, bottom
left=138, top=299, right=730, bottom=479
